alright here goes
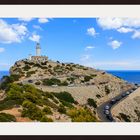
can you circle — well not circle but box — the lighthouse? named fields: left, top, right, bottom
left=36, top=43, right=41, bottom=56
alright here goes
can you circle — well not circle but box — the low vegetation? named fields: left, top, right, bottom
left=67, top=107, right=97, bottom=122
left=119, top=113, right=131, bottom=122
left=105, top=85, right=110, bottom=95
left=84, top=75, right=93, bottom=82
left=53, top=91, right=75, bottom=103
left=0, top=113, right=16, bottom=122
left=87, top=98, right=97, bottom=108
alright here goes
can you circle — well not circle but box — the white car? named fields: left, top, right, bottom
left=126, top=91, right=130, bottom=95
left=104, top=105, right=110, bottom=110
left=104, top=110, right=110, bottom=115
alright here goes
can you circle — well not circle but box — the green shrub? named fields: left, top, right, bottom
left=23, top=65, right=31, bottom=71
left=67, top=107, right=97, bottom=122
left=0, top=113, right=16, bottom=122
left=0, top=75, right=21, bottom=90
left=105, top=85, right=110, bottom=95
left=40, top=116, right=53, bottom=122
left=67, top=77, right=75, bottom=82
left=134, top=110, right=140, bottom=119
left=119, top=113, right=131, bottom=122
left=84, top=76, right=93, bottom=82
left=87, top=98, right=97, bottom=108
left=53, top=91, right=75, bottom=103
left=35, top=81, right=41, bottom=85
left=6, top=83, right=23, bottom=100
left=52, top=98, right=59, bottom=104
left=43, top=106, right=52, bottom=115
left=96, top=94, right=101, bottom=98
left=0, top=99, right=22, bottom=111
left=26, top=71, right=36, bottom=77
left=90, top=74, right=97, bottom=77
left=42, top=78, right=61, bottom=86
left=61, top=81, right=68, bottom=86
left=58, top=105, right=66, bottom=114
left=43, top=92, right=54, bottom=99
left=22, top=100, right=44, bottom=121
left=43, top=98, right=59, bottom=109
left=60, top=100, right=74, bottom=108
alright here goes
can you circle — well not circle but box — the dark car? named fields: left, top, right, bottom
left=110, top=99, right=116, bottom=105
left=121, top=93, right=127, bottom=97
left=116, top=97, right=122, bottom=102
left=106, top=115, right=114, bottom=121
left=28, top=80, right=33, bottom=83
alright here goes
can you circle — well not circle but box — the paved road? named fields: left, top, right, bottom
left=97, top=87, right=138, bottom=122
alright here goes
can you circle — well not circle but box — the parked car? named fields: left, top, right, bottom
left=28, top=80, right=33, bottom=83
left=116, top=97, right=122, bottom=102
left=126, top=91, right=130, bottom=95
left=121, top=93, right=127, bottom=97
left=110, top=99, right=116, bottom=105
left=104, top=105, right=110, bottom=110
left=106, top=115, right=114, bottom=121
left=104, top=110, right=110, bottom=115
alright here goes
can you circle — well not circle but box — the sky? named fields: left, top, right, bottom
left=1, top=18, right=140, bottom=71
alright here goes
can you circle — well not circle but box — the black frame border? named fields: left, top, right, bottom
left=0, top=0, right=139, bottom=5
left=0, top=136, right=140, bottom=140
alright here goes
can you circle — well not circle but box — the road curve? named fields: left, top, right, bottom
left=97, top=87, right=138, bottom=122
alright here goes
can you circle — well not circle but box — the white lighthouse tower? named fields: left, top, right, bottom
left=36, top=43, right=41, bottom=56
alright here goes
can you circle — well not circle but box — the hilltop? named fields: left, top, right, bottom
left=0, top=57, right=134, bottom=122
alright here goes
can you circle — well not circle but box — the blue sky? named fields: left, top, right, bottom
left=1, top=18, right=140, bottom=71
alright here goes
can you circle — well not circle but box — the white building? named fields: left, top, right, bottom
left=36, top=43, right=41, bottom=56
left=28, top=43, right=48, bottom=63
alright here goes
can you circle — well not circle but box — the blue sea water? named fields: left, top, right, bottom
left=107, top=70, right=140, bottom=84
left=0, top=71, right=9, bottom=80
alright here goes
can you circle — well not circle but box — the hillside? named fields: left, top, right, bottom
left=0, top=58, right=134, bottom=122
left=111, top=88, right=140, bottom=122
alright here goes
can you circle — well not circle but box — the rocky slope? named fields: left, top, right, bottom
left=111, top=88, right=140, bottom=122
left=0, top=58, right=134, bottom=122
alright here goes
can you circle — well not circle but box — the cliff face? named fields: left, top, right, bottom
left=10, top=58, right=132, bottom=106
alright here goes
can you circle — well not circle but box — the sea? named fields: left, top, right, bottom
left=0, top=70, right=140, bottom=84
left=107, top=70, right=140, bottom=84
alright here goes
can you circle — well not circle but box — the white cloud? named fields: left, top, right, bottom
left=108, top=40, right=122, bottom=50
left=97, top=18, right=140, bottom=30
left=85, top=46, right=95, bottom=51
left=87, top=27, right=97, bottom=37
left=132, top=30, right=140, bottom=39
left=97, top=18, right=123, bottom=30
left=18, top=18, right=34, bottom=22
left=33, top=25, right=42, bottom=30
left=29, top=33, right=40, bottom=42
left=0, top=47, right=5, bottom=53
left=117, top=27, right=134, bottom=33
left=38, top=18, right=49, bottom=23
left=80, top=54, right=90, bottom=61
left=0, top=19, right=28, bottom=44
left=93, top=60, right=140, bottom=70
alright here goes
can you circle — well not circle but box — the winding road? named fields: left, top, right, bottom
left=97, top=87, right=139, bottom=122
